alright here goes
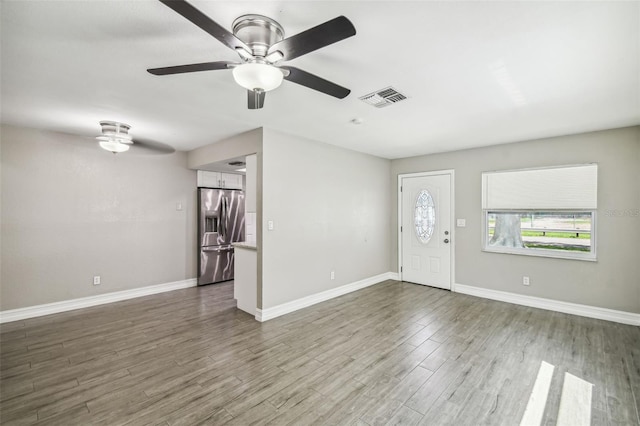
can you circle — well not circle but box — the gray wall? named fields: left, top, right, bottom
left=1, top=125, right=197, bottom=310
left=261, top=129, right=391, bottom=309
left=391, top=126, right=640, bottom=313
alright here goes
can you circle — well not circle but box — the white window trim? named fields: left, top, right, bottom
left=481, top=210, right=597, bottom=262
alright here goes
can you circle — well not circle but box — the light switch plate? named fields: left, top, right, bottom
left=457, top=219, right=466, bottom=227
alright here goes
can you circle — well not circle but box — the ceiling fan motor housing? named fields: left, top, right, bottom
left=232, top=15, right=285, bottom=58
left=96, top=120, right=133, bottom=153
left=99, top=121, right=131, bottom=137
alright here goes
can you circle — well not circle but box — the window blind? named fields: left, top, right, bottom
left=482, top=164, right=598, bottom=210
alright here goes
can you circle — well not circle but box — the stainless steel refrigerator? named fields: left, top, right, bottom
left=198, top=187, right=245, bottom=285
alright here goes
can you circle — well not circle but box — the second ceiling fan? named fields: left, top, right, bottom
left=148, top=0, right=356, bottom=109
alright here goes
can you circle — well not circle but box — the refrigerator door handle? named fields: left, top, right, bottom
left=220, top=197, right=227, bottom=239
left=219, top=199, right=223, bottom=239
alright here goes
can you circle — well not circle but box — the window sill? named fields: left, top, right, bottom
left=482, top=247, right=597, bottom=262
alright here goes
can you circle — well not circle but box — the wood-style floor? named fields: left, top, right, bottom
left=1, top=280, right=639, bottom=425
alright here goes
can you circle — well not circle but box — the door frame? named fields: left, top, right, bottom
left=398, top=169, right=456, bottom=290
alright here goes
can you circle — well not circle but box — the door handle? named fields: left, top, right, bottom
left=444, top=239, right=449, bottom=243
left=220, top=198, right=226, bottom=238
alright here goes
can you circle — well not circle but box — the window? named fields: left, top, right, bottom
left=414, top=189, right=435, bottom=243
left=482, top=164, right=597, bottom=261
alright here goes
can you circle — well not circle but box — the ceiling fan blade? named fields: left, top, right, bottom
left=248, top=90, right=265, bottom=109
left=159, top=0, right=251, bottom=54
left=281, top=66, right=350, bottom=99
left=267, top=16, right=355, bottom=61
left=147, top=61, right=234, bottom=75
left=130, top=140, right=176, bottom=156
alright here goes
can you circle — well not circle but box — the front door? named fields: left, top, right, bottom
left=401, top=173, right=452, bottom=290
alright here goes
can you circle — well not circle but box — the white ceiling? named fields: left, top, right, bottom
left=1, top=1, right=638, bottom=159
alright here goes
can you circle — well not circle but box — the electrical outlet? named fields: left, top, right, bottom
left=330, top=271, right=335, bottom=280
left=267, top=220, right=274, bottom=231
left=523, top=276, right=530, bottom=286
left=93, top=276, right=101, bottom=286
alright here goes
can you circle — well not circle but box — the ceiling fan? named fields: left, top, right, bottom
left=147, top=0, right=356, bottom=109
left=96, top=121, right=175, bottom=155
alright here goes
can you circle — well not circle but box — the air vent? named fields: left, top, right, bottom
left=359, top=87, right=408, bottom=108
left=228, top=161, right=245, bottom=166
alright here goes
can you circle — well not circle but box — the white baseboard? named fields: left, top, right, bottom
left=256, top=272, right=396, bottom=322
left=387, top=272, right=400, bottom=281
left=454, top=283, right=640, bottom=326
left=0, top=278, right=197, bottom=324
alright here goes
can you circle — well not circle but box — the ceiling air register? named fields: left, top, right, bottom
left=359, top=87, right=408, bottom=108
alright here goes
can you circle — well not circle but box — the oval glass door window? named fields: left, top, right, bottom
left=414, top=190, right=436, bottom=243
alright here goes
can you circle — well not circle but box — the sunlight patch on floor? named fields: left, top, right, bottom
left=520, top=361, right=593, bottom=426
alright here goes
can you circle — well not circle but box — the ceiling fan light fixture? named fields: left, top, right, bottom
left=97, top=121, right=133, bottom=154
left=98, top=139, right=131, bottom=154
left=232, top=63, right=283, bottom=92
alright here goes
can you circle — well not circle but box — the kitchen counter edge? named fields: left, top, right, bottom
left=233, top=242, right=257, bottom=251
